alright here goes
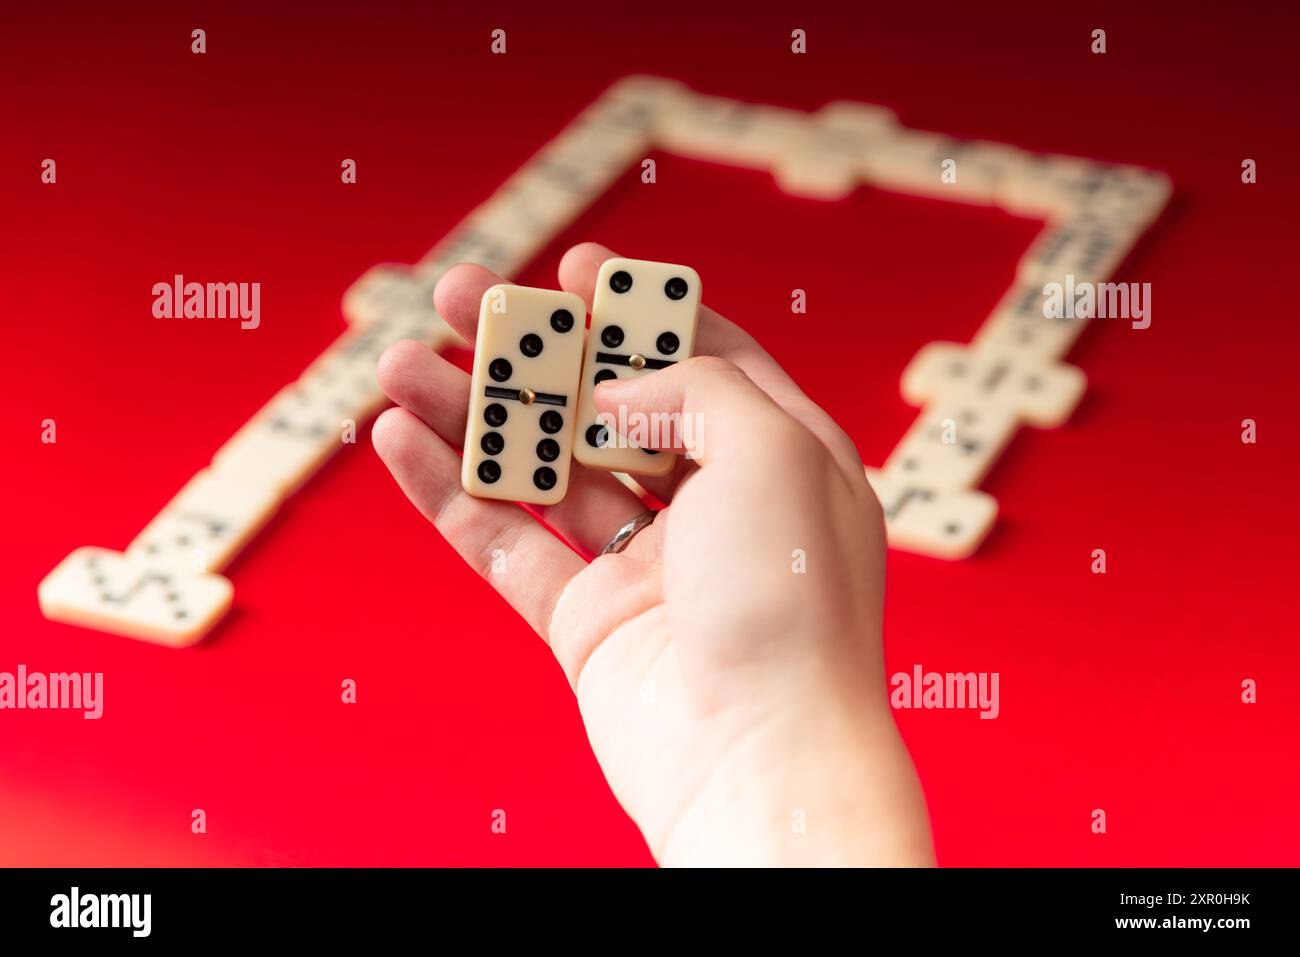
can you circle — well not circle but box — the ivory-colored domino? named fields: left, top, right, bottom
left=1002, top=158, right=1171, bottom=228
left=513, top=88, right=661, bottom=207
left=574, top=258, right=701, bottom=475
left=532, top=127, right=639, bottom=194
left=420, top=219, right=538, bottom=281
left=459, top=201, right=559, bottom=278
left=887, top=136, right=1030, bottom=204
left=462, top=93, right=651, bottom=270
left=613, top=472, right=651, bottom=499
left=38, top=547, right=233, bottom=647
left=485, top=163, right=601, bottom=241
left=863, top=133, right=1029, bottom=204
left=901, top=341, right=1086, bottom=428
left=483, top=147, right=619, bottom=245
left=213, top=378, right=369, bottom=496
left=465, top=118, right=642, bottom=271
left=884, top=402, right=1018, bottom=490
left=971, top=282, right=1094, bottom=362
left=519, top=76, right=675, bottom=215
left=952, top=141, right=1034, bottom=202
left=772, top=127, right=864, bottom=200
left=315, top=296, right=459, bottom=412
left=859, top=129, right=953, bottom=197
left=816, top=101, right=899, bottom=138
left=413, top=86, right=677, bottom=281
left=429, top=98, right=651, bottom=282
left=300, top=347, right=386, bottom=412
left=462, top=285, right=588, bottom=505
left=656, top=96, right=807, bottom=170
left=996, top=155, right=1096, bottom=218
left=600, top=74, right=687, bottom=110
left=341, top=263, right=449, bottom=335
left=346, top=301, right=454, bottom=367
left=1085, top=166, right=1172, bottom=227
left=772, top=102, right=899, bottom=200
left=1017, top=213, right=1140, bottom=286
left=997, top=155, right=1160, bottom=221
left=864, top=468, right=998, bottom=560
left=126, top=468, right=282, bottom=574
left=565, top=79, right=670, bottom=156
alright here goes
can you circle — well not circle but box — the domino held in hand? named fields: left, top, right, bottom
left=462, top=284, right=588, bottom=505
left=574, top=258, right=701, bottom=475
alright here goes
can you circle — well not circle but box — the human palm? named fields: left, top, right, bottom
left=373, top=242, right=932, bottom=865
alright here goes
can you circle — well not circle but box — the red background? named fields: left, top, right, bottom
left=3, top=1, right=1296, bottom=866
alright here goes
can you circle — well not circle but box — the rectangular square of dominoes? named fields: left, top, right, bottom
left=461, top=284, right=588, bottom=504
left=573, top=258, right=701, bottom=475
left=341, top=263, right=447, bottom=337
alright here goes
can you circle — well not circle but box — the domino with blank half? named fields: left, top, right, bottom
left=901, top=341, right=1087, bottom=429
left=865, top=468, right=998, bottom=560
left=38, top=547, right=233, bottom=647
left=771, top=101, right=898, bottom=200
left=574, top=258, right=702, bottom=476
left=461, top=285, right=588, bottom=505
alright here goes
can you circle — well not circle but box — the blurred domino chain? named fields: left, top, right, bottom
left=39, top=76, right=1170, bottom=645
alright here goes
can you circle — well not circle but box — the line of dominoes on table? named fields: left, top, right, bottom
left=38, top=75, right=1170, bottom=645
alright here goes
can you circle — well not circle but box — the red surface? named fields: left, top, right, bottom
left=3, top=2, right=1297, bottom=866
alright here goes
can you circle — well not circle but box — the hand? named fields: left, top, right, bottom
left=372, top=242, right=934, bottom=866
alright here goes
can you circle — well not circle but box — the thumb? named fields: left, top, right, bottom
left=593, top=356, right=801, bottom=467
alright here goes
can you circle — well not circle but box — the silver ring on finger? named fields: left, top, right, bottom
left=600, top=509, right=658, bottom=556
